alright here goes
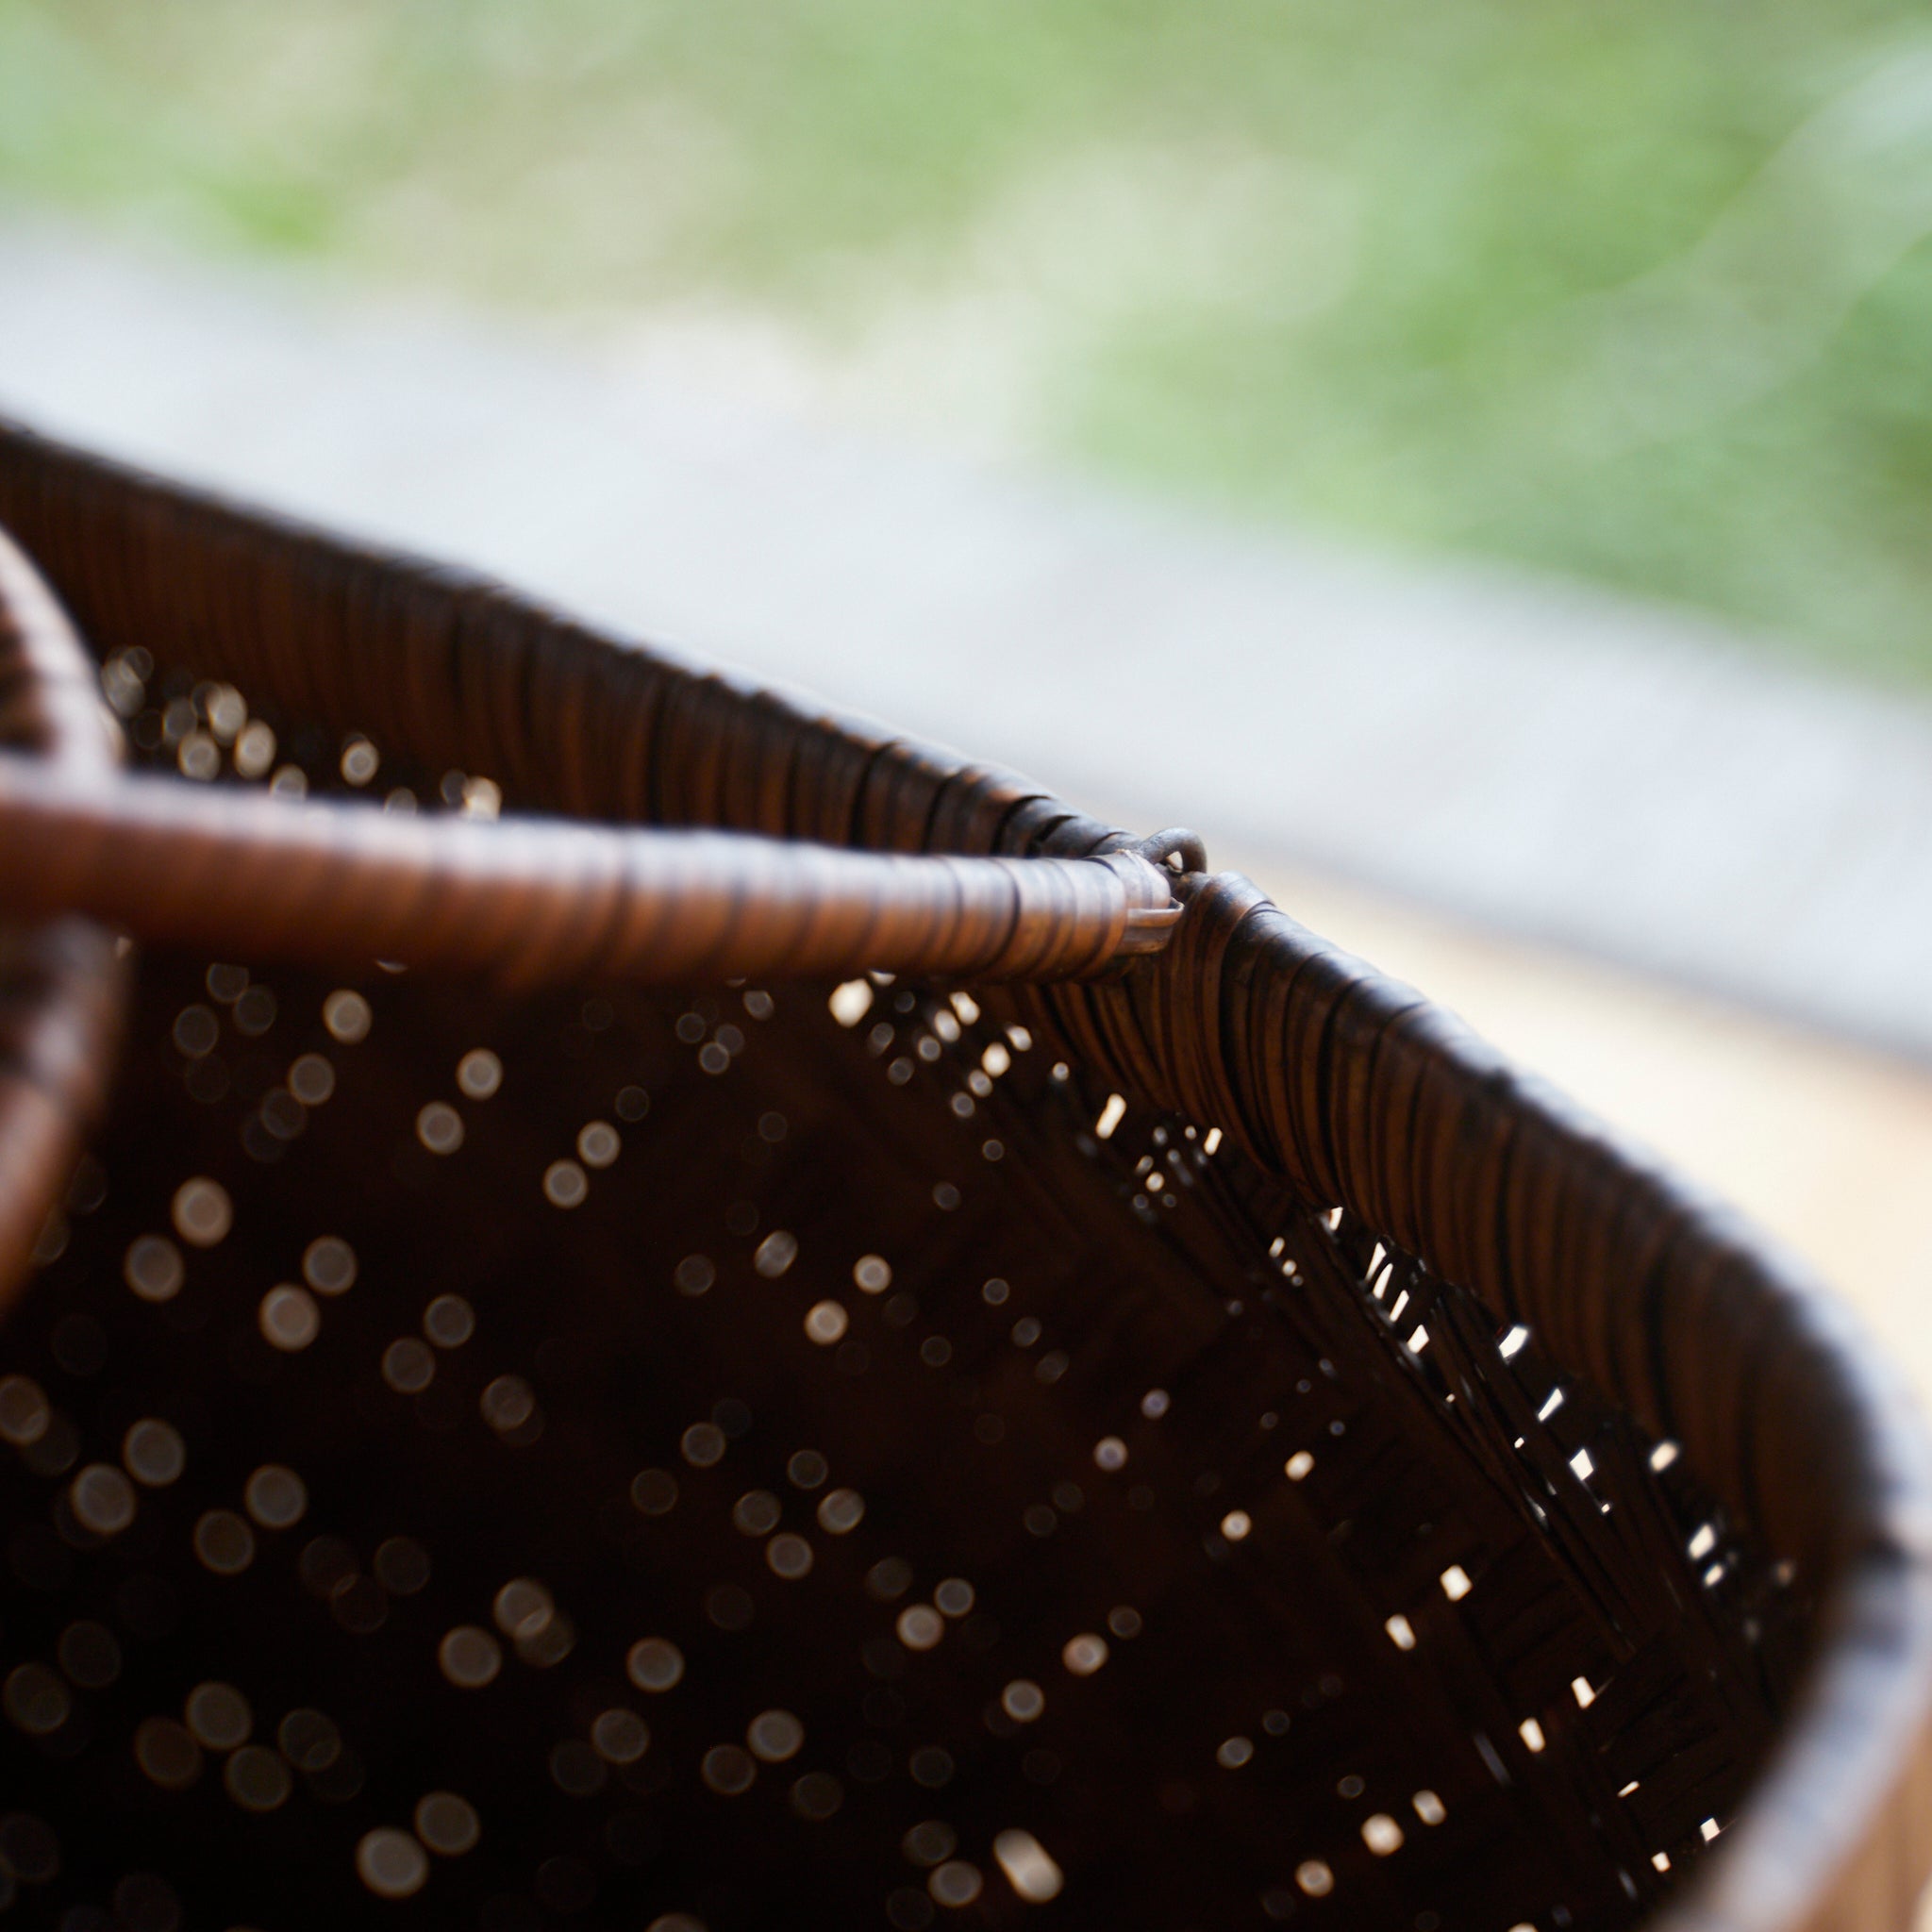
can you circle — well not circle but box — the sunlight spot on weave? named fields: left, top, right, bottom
left=491, top=1582, right=553, bottom=1648
left=424, top=1294, right=475, bottom=1347
left=259, top=1286, right=319, bottom=1352
left=185, top=1680, right=251, bottom=1749
left=802, top=1297, right=844, bottom=1344
left=339, top=737, right=379, bottom=787
left=702, top=1744, right=756, bottom=1795
left=1061, top=1633, right=1108, bottom=1675
left=382, top=1339, right=434, bottom=1392
left=626, top=1638, right=684, bottom=1691
left=897, top=1606, right=943, bottom=1651
left=730, top=1491, right=776, bottom=1538
left=927, top=1579, right=972, bottom=1620
left=481, top=1376, right=537, bottom=1434
left=543, top=1160, right=589, bottom=1208
left=748, top=1710, right=804, bottom=1761
left=461, top=776, right=501, bottom=820
left=993, top=1829, right=1062, bottom=1903
left=243, top=1464, right=307, bottom=1529
left=440, top=1626, right=502, bottom=1689
left=818, top=1488, right=864, bottom=1533
left=124, top=1235, right=183, bottom=1303
left=755, top=1230, right=798, bottom=1277
left=171, top=1177, right=231, bottom=1248
left=1362, top=1813, right=1404, bottom=1856
left=235, top=719, right=276, bottom=778
left=416, top=1790, right=481, bottom=1855
left=457, top=1049, right=502, bottom=1098
left=123, top=1418, right=183, bottom=1486
left=194, top=1508, right=255, bottom=1574
left=1002, top=1679, right=1045, bottom=1723
left=930, top=1861, right=983, bottom=1907
left=323, top=991, right=372, bottom=1043
left=226, top=1744, right=291, bottom=1811
left=767, top=1534, right=813, bottom=1578
left=357, top=1827, right=427, bottom=1898
left=71, top=1463, right=135, bottom=1535
left=289, top=1054, right=336, bottom=1105
left=304, top=1237, right=358, bottom=1295
left=829, top=980, right=874, bottom=1026
left=0, top=1377, right=48, bottom=1451
left=133, top=1716, right=204, bottom=1792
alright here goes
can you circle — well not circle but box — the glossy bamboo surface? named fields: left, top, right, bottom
left=0, top=758, right=1177, bottom=988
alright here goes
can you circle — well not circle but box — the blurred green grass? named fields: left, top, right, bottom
left=6, top=0, right=1932, bottom=682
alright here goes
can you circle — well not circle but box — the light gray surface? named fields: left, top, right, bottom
left=5, top=216, right=1931, bottom=1055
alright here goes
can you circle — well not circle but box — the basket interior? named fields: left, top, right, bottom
left=0, top=663, right=1810, bottom=1932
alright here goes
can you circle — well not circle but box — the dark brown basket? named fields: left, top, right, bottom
left=0, top=418, right=1927, bottom=1932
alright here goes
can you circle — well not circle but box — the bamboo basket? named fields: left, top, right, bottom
left=0, top=417, right=1926, bottom=1932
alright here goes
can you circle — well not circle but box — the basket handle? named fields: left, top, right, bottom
left=0, top=517, right=1187, bottom=988
left=0, top=756, right=1182, bottom=985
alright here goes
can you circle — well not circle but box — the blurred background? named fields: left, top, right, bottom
left=2, top=2, right=1931, bottom=1414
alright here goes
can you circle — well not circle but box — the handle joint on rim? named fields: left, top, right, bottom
left=1102, top=837, right=1196, bottom=958
left=1128, top=827, right=1208, bottom=877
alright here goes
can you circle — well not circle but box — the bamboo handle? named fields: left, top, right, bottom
left=0, top=758, right=1180, bottom=987
left=0, top=520, right=1185, bottom=990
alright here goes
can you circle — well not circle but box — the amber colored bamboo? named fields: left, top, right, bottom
left=0, top=758, right=1178, bottom=987
left=0, top=527, right=124, bottom=1315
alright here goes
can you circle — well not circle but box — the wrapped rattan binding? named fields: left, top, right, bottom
left=0, top=416, right=1927, bottom=1932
